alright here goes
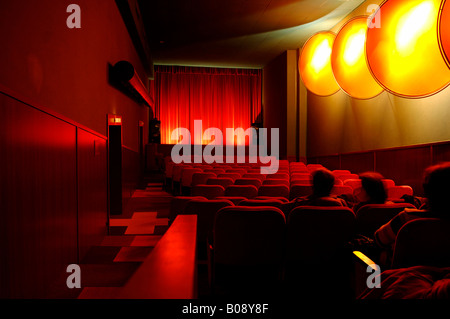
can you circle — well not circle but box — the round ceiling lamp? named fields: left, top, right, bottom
left=299, top=31, right=340, bottom=96
left=331, top=16, right=384, bottom=99
left=366, top=0, right=450, bottom=98
left=439, top=0, right=450, bottom=68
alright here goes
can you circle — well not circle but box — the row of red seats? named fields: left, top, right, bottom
left=164, top=157, right=414, bottom=202
left=169, top=196, right=433, bottom=297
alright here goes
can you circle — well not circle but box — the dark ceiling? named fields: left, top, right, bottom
left=137, top=0, right=366, bottom=68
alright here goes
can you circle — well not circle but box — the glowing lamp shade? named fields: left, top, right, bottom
left=366, top=0, right=450, bottom=98
left=439, top=0, right=450, bottom=68
left=299, top=32, right=340, bottom=96
left=331, top=17, right=383, bottom=99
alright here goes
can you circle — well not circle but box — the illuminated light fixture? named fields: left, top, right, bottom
left=366, top=0, right=450, bottom=98
left=438, top=0, right=450, bottom=68
left=331, top=16, right=384, bottom=99
left=108, top=114, right=122, bottom=126
left=299, top=31, right=340, bottom=96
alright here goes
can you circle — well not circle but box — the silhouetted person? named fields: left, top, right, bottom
left=374, top=162, right=450, bottom=250
left=353, top=171, right=392, bottom=213
left=292, top=168, right=347, bottom=208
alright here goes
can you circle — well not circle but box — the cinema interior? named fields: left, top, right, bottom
left=2, top=0, right=450, bottom=309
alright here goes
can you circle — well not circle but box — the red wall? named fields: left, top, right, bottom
left=308, top=141, right=450, bottom=197
left=0, top=1, right=149, bottom=297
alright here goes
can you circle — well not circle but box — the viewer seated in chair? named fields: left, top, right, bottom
left=291, top=168, right=348, bottom=208
left=353, top=171, right=393, bottom=213
left=374, top=162, right=450, bottom=250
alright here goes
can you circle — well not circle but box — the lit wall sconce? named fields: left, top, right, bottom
left=439, top=0, right=450, bottom=68
left=299, top=31, right=340, bottom=96
left=113, top=60, right=154, bottom=106
left=331, top=16, right=384, bottom=99
left=108, top=114, right=122, bottom=126
left=366, top=0, right=450, bottom=98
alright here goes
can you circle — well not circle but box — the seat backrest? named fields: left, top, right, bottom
left=258, top=185, right=290, bottom=199
left=191, top=172, right=217, bottom=186
left=172, top=164, right=188, bottom=182
left=262, top=179, right=290, bottom=187
left=289, top=185, right=313, bottom=200
left=238, top=199, right=285, bottom=210
left=337, top=174, right=360, bottom=182
left=332, top=170, right=351, bottom=177
left=266, top=173, right=289, bottom=180
left=387, top=185, right=414, bottom=199
left=213, top=206, right=286, bottom=265
left=234, top=178, right=262, bottom=189
left=183, top=199, right=234, bottom=258
left=286, top=206, right=356, bottom=265
left=391, top=218, right=450, bottom=269
left=169, top=196, right=207, bottom=223
left=382, top=179, right=395, bottom=189
left=225, top=169, right=246, bottom=176
left=206, top=177, right=234, bottom=189
left=180, top=168, right=203, bottom=187
left=355, top=203, right=416, bottom=237
left=217, top=173, right=240, bottom=182
left=225, top=185, right=258, bottom=199
left=191, top=185, right=225, bottom=199
left=344, top=179, right=362, bottom=190
left=242, top=173, right=266, bottom=182
left=203, top=168, right=226, bottom=175
left=215, top=196, right=247, bottom=205
left=330, top=185, right=353, bottom=196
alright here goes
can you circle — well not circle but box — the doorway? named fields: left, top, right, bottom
left=108, top=115, right=123, bottom=215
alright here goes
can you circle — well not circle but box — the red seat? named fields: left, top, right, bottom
left=191, top=185, right=225, bottom=199
left=258, top=185, right=290, bottom=199
left=191, top=172, right=217, bottom=186
left=169, top=196, right=207, bottom=224
left=183, top=199, right=234, bottom=261
left=262, top=179, right=290, bottom=187
left=217, top=173, right=240, bottom=182
left=234, top=178, right=262, bottom=189
left=289, top=185, right=313, bottom=200
left=242, top=173, right=266, bottom=182
left=344, top=179, right=362, bottom=190
left=216, top=196, right=247, bottom=205
left=355, top=203, right=416, bottom=237
left=266, top=172, right=289, bottom=180
left=224, top=185, right=258, bottom=199
left=387, top=185, right=413, bottom=199
left=206, top=177, right=234, bottom=189
left=330, top=185, right=353, bottom=196
left=180, top=168, right=203, bottom=188
left=211, top=206, right=286, bottom=295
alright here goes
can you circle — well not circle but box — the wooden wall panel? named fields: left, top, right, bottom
left=0, top=93, right=78, bottom=298
left=77, top=129, right=108, bottom=261
left=375, top=146, right=432, bottom=196
left=341, top=152, right=375, bottom=175
left=432, top=142, right=450, bottom=164
left=308, top=155, right=340, bottom=171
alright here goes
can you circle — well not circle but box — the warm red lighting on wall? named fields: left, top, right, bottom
left=299, top=31, right=340, bottom=96
left=366, top=0, right=450, bottom=98
left=439, top=0, right=450, bottom=68
left=331, top=16, right=384, bottom=99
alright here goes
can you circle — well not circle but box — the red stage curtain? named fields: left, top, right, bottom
left=153, top=65, right=262, bottom=145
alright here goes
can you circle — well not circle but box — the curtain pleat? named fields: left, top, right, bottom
left=154, top=65, right=262, bottom=145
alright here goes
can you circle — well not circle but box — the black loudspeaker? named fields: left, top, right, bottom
left=149, top=119, right=161, bottom=143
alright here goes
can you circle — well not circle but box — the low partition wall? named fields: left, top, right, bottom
left=308, top=141, right=450, bottom=197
